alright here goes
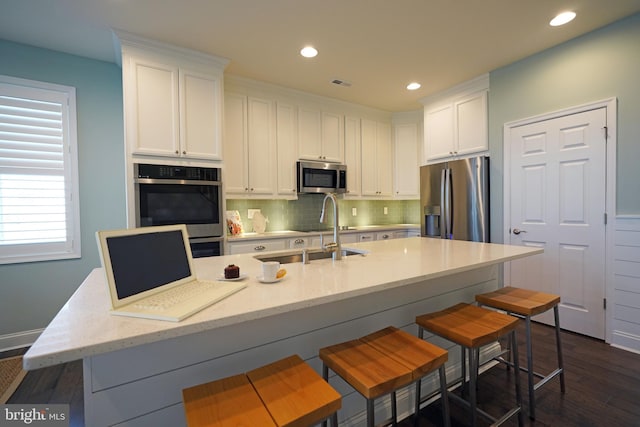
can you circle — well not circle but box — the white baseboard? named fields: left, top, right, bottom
left=611, top=331, right=640, bottom=355
left=0, top=329, right=43, bottom=352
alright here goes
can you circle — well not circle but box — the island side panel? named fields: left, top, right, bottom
left=85, top=266, right=499, bottom=426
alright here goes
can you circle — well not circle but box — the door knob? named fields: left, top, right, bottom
left=512, top=228, right=527, bottom=235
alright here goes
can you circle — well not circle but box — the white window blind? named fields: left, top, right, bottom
left=0, top=75, right=80, bottom=264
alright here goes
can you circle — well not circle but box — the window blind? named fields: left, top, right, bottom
left=0, top=77, right=80, bottom=264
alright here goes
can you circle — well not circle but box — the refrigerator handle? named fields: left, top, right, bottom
left=440, top=168, right=447, bottom=238
left=444, top=168, right=452, bottom=239
left=440, top=168, right=449, bottom=239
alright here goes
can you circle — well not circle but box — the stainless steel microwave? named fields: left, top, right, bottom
left=297, top=161, right=347, bottom=194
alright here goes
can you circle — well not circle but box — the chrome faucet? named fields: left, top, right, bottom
left=320, top=193, right=342, bottom=260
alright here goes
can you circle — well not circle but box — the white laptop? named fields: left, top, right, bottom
left=96, top=224, right=246, bottom=322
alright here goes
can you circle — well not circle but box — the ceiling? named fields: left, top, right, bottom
left=2, top=1, right=640, bottom=112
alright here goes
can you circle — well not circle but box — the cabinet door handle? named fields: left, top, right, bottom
left=175, top=150, right=179, bottom=155
left=254, top=245, right=266, bottom=251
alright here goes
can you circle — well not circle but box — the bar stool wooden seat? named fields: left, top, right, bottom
left=416, top=303, right=523, bottom=427
left=182, top=354, right=341, bottom=427
left=319, top=326, right=449, bottom=427
left=475, top=286, right=565, bottom=419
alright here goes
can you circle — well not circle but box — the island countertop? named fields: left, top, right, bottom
left=24, top=237, right=542, bottom=370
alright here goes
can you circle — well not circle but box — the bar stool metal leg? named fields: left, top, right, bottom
left=511, top=330, right=524, bottom=427
left=468, top=346, right=478, bottom=427
left=554, top=306, right=566, bottom=393
left=525, top=315, right=535, bottom=418
left=460, top=346, right=467, bottom=398
left=366, top=398, right=374, bottom=427
left=438, top=365, right=451, bottom=427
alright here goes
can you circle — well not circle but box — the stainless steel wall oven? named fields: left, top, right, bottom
left=134, top=163, right=224, bottom=257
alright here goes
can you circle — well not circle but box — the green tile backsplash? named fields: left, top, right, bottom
left=226, top=196, right=419, bottom=234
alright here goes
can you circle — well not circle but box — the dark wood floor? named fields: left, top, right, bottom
left=3, top=321, right=640, bottom=426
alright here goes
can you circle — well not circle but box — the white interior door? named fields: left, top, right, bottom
left=507, top=107, right=607, bottom=339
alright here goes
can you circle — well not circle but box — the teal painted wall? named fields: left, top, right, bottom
left=0, top=40, right=126, bottom=336
left=489, top=13, right=640, bottom=243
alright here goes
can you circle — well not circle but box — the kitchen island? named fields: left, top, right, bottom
left=24, top=237, right=541, bottom=426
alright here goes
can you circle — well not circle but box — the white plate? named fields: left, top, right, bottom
left=257, top=275, right=285, bottom=284
left=218, top=273, right=248, bottom=282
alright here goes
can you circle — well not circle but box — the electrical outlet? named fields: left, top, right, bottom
left=248, top=209, right=261, bottom=219
left=383, top=206, right=388, bottom=215
left=352, top=207, right=357, bottom=216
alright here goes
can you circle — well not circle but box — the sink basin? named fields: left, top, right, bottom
left=255, top=248, right=367, bottom=264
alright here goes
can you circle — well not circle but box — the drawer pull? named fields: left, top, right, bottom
left=254, top=245, right=266, bottom=251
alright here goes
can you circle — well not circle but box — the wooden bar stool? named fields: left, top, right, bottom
left=319, top=326, right=449, bottom=427
left=416, top=303, right=523, bottom=427
left=182, top=354, right=341, bottom=427
left=475, top=286, right=565, bottom=419
left=247, top=355, right=342, bottom=427
left=182, top=373, right=276, bottom=426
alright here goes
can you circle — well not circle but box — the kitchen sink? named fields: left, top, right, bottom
left=254, top=248, right=367, bottom=264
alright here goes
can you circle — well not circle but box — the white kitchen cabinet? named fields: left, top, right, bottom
left=376, top=231, right=396, bottom=240
left=120, top=37, right=225, bottom=161
left=309, top=232, right=358, bottom=248
left=358, top=232, right=376, bottom=242
left=393, top=122, right=420, bottom=199
left=361, top=119, right=393, bottom=197
left=298, top=107, right=344, bottom=163
left=422, top=76, right=489, bottom=164
left=227, top=239, right=287, bottom=255
left=406, top=228, right=421, bottom=237
left=224, top=93, right=275, bottom=197
left=344, top=116, right=361, bottom=197
left=289, top=237, right=309, bottom=249
left=276, top=103, right=298, bottom=197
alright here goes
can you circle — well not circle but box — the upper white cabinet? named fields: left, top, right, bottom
left=344, top=116, right=361, bottom=197
left=393, top=122, right=420, bottom=199
left=361, top=119, right=393, bottom=197
left=119, top=33, right=227, bottom=161
left=224, top=93, right=275, bottom=197
left=421, top=74, right=489, bottom=164
left=276, top=102, right=298, bottom=197
left=298, top=107, right=344, bottom=163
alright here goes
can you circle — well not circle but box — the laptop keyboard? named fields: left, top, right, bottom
left=133, top=280, right=216, bottom=311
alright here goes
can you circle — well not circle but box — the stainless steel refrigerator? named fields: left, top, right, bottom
left=420, top=156, right=489, bottom=242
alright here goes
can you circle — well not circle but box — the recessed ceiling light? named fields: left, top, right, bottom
left=407, top=82, right=421, bottom=90
left=550, top=11, right=576, bottom=26
left=300, top=46, right=318, bottom=58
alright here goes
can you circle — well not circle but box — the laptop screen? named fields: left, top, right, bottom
left=106, top=229, right=191, bottom=299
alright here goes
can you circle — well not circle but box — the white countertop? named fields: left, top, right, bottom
left=23, top=237, right=541, bottom=370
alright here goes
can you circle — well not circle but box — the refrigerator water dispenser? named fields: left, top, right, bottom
left=424, top=205, right=441, bottom=237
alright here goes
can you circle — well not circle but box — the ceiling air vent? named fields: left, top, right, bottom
left=331, top=79, right=352, bottom=87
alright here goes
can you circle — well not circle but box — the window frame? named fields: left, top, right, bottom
left=0, top=75, right=81, bottom=264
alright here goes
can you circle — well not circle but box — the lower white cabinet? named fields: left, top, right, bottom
left=376, top=231, right=394, bottom=240
left=310, top=232, right=358, bottom=248
left=358, top=232, right=376, bottom=242
left=227, top=239, right=287, bottom=255
left=289, top=237, right=309, bottom=249
left=228, top=227, right=419, bottom=255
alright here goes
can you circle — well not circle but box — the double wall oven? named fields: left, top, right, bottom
left=134, top=163, right=224, bottom=257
